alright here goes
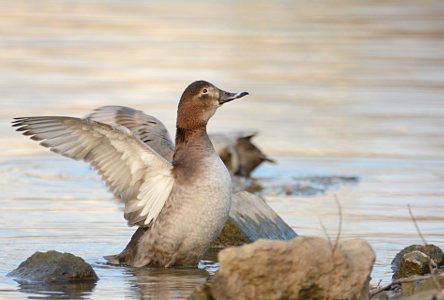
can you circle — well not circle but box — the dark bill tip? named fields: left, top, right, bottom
left=218, top=91, right=249, bottom=104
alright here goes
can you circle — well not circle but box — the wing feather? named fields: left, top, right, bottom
left=86, top=106, right=175, bottom=161
left=12, top=116, right=174, bottom=227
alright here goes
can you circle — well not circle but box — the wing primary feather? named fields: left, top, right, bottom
left=13, top=115, right=174, bottom=227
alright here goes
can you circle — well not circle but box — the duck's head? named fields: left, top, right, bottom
left=177, top=80, right=248, bottom=129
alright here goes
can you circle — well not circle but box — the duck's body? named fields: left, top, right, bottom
left=110, top=129, right=232, bottom=267
left=13, top=81, right=248, bottom=267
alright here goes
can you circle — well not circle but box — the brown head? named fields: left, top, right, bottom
left=176, top=80, right=248, bottom=130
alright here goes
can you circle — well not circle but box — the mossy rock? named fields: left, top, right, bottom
left=213, top=218, right=251, bottom=247
left=392, top=244, right=443, bottom=271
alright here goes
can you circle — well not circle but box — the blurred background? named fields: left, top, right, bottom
left=1, top=0, right=444, bottom=299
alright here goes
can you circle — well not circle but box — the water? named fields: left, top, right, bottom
left=1, top=0, right=444, bottom=298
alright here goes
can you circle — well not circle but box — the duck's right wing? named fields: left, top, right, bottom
left=86, top=106, right=175, bottom=161
left=12, top=116, right=174, bottom=227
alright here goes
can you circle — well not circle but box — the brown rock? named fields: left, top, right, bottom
left=392, top=244, right=443, bottom=272
left=208, top=236, right=375, bottom=300
left=393, top=251, right=437, bottom=279
left=399, top=288, right=444, bottom=300
left=400, top=272, right=444, bottom=296
left=188, top=283, right=214, bottom=300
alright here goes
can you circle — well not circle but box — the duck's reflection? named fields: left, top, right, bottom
left=126, top=266, right=210, bottom=299
left=125, top=248, right=220, bottom=299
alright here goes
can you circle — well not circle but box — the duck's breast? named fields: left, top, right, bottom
left=135, top=153, right=232, bottom=266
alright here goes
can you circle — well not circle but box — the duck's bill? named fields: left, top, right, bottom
left=218, top=90, right=249, bottom=104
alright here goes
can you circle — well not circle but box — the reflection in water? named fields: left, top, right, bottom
left=125, top=248, right=220, bottom=299
left=127, top=267, right=209, bottom=300
left=120, top=249, right=219, bottom=299
left=15, top=281, right=96, bottom=300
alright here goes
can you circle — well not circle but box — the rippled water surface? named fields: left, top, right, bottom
left=1, top=0, right=444, bottom=299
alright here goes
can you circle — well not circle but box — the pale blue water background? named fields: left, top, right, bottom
left=1, top=0, right=444, bottom=298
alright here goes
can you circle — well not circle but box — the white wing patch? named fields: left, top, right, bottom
left=13, top=116, right=174, bottom=227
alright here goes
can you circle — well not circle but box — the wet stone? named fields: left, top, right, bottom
left=392, top=244, right=444, bottom=271
left=7, top=250, right=98, bottom=284
left=393, top=251, right=436, bottom=279
left=392, top=245, right=443, bottom=280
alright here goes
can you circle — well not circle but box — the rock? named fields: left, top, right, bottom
left=188, top=283, right=213, bottom=300
left=370, top=291, right=390, bottom=300
left=213, top=218, right=251, bottom=247
left=435, top=289, right=444, bottom=300
left=393, top=250, right=438, bottom=279
left=197, top=236, right=375, bottom=300
left=392, top=245, right=443, bottom=272
left=399, top=288, right=444, bottom=300
left=213, top=191, right=297, bottom=248
left=7, top=250, right=98, bottom=283
left=400, top=272, right=444, bottom=296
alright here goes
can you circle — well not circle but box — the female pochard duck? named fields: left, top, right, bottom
left=13, top=80, right=248, bottom=267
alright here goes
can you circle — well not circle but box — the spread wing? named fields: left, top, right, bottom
left=12, top=116, right=174, bottom=227
left=86, top=106, right=174, bottom=161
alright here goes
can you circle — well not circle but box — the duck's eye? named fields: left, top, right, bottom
left=202, top=88, right=208, bottom=94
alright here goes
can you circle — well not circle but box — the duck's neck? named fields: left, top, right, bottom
left=173, top=125, right=213, bottom=162
left=175, top=125, right=205, bottom=145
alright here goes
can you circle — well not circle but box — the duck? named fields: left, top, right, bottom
left=12, top=80, right=249, bottom=267
left=210, top=132, right=275, bottom=177
left=85, top=107, right=274, bottom=177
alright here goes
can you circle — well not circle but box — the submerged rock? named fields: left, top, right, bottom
left=8, top=250, right=98, bottom=284
left=276, top=175, right=359, bottom=196
left=213, top=191, right=297, bottom=248
left=193, top=236, right=375, bottom=300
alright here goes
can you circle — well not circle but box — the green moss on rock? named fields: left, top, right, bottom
left=212, top=219, right=251, bottom=248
